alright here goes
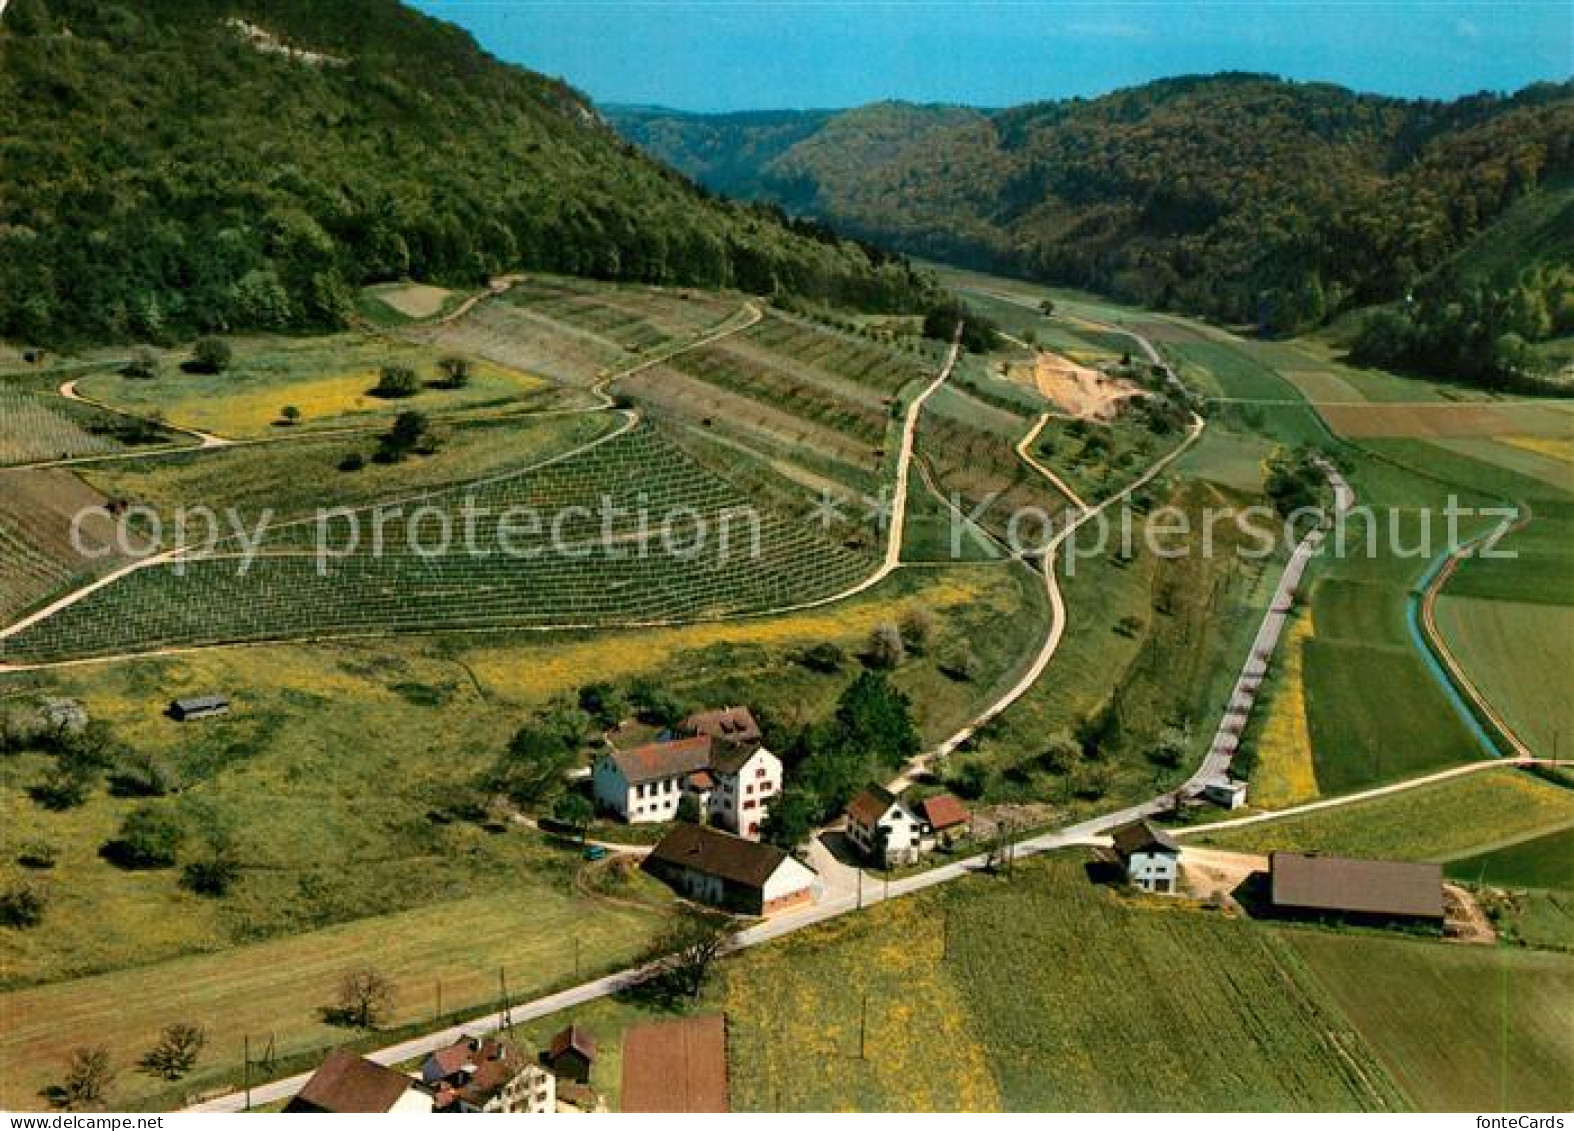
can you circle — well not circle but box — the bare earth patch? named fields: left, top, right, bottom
left=1008, top=350, right=1145, bottom=420
left=370, top=283, right=454, bottom=320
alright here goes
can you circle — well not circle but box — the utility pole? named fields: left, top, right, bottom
left=243, top=1035, right=251, bottom=1113
left=858, top=992, right=869, bottom=1061
left=435, top=978, right=442, bottom=1022
left=574, top=936, right=581, bottom=981
left=856, top=866, right=863, bottom=910
left=499, top=967, right=512, bottom=1032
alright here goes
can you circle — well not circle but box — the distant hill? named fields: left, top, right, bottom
left=610, top=75, right=1574, bottom=333
left=0, top=0, right=932, bottom=345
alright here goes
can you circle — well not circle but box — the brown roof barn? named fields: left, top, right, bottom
left=621, top=1014, right=729, bottom=1113
left=642, top=823, right=816, bottom=916
left=1270, top=852, right=1444, bottom=921
left=1109, top=819, right=1180, bottom=861
left=286, top=1050, right=424, bottom=1113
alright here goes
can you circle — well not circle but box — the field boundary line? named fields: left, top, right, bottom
left=1169, top=756, right=1570, bottom=839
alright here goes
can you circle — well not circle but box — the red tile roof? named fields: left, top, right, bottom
left=682, top=706, right=762, bottom=745
left=549, top=1023, right=598, bottom=1062
left=621, top=1014, right=729, bottom=1112
left=919, top=793, right=970, bottom=831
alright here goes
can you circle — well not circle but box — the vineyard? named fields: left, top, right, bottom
left=0, top=385, right=161, bottom=466
left=0, top=425, right=878, bottom=662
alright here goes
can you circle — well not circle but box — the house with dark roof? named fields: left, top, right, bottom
left=681, top=705, right=762, bottom=748
left=546, top=1023, right=598, bottom=1084
left=1270, top=852, right=1444, bottom=924
left=643, top=823, right=817, bottom=916
left=591, top=725, right=783, bottom=840
left=620, top=1014, right=729, bottom=1113
left=1108, top=820, right=1182, bottom=894
left=285, top=1050, right=433, bottom=1114
left=421, top=1034, right=555, bottom=1113
left=844, top=783, right=926, bottom=866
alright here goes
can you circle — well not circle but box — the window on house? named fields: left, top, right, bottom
left=743, top=799, right=756, bottom=810
left=756, top=767, right=768, bottom=778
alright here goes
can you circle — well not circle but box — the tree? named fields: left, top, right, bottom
left=759, top=787, right=818, bottom=850
left=552, top=792, right=594, bottom=842
left=866, top=622, right=905, bottom=669
left=835, top=671, right=920, bottom=768
left=123, top=348, right=160, bottom=379
left=0, top=883, right=46, bottom=928
left=437, top=356, right=472, bottom=388
left=279, top=405, right=302, bottom=425
left=797, top=642, right=845, bottom=674
left=375, top=410, right=435, bottom=462
left=643, top=916, right=733, bottom=999
left=371, top=363, right=420, bottom=399
left=486, top=723, right=577, bottom=805
left=1149, top=725, right=1189, bottom=770
left=937, top=641, right=980, bottom=683
left=138, top=1023, right=207, bottom=1081
left=577, top=682, right=625, bottom=729
left=1039, top=299, right=1056, bottom=317
left=59, top=1046, right=114, bottom=1110
left=332, top=966, right=395, bottom=1029
left=181, top=828, right=241, bottom=896
left=189, top=336, right=232, bottom=374
left=16, top=840, right=57, bottom=869
left=102, top=805, right=183, bottom=869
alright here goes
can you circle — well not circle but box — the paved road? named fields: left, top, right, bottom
left=1196, top=460, right=1355, bottom=789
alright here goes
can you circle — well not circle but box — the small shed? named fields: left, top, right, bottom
left=546, top=1023, right=598, bottom=1084
left=169, top=695, right=230, bottom=722
left=1201, top=778, right=1248, bottom=810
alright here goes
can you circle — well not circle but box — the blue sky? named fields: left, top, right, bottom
left=410, top=0, right=1572, bottom=111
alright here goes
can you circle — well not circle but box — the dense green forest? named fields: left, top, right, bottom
left=0, top=0, right=934, bottom=345
left=611, top=76, right=1574, bottom=344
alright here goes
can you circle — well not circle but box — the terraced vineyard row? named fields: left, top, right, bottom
left=0, top=517, right=77, bottom=622
left=0, top=426, right=877, bottom=662
left=505, top=277, right=741, bottom=354
left=0, top=388, right=129, bottom=465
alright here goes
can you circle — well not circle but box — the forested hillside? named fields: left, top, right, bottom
left=0, top=0, right=932, bottom=345
left=611, top=76, right=1574, bottom=338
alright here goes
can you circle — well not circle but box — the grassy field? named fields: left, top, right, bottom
left=76, top=334, right=573, bottom=439
left=1288, top=931, right=1573, bottom=1111
left=1433, top=595, right=1574, bottom=755
left=525, top=855, right=1408, bottom=1111
left=0, top=874, right=672, bottom=1111
left=1444, top=827, right=1574, bottom=891
left=0, top=563, right=1037, bottom=976
left=1194, top=769, right=1574, bottom=861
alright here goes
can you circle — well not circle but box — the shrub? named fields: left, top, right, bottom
left=436, top=356, right=472, bottom=388
left=279, top=405, right=302, bottom=425
left=122, top=348, right=160, bottom=379
left=57, top=1046, right=114, bottom=1110
left=107, top=752, right=177, bottom=797
left=338, top=451, right=366, bottom=472
left=798, top=641, right=845, bottom=674
left=0, top=883, right=46, bottom=928
left=370, top=363, right=420, bottom=399
left=16, top=840, right=58, bottom=869
left=938, top=642, right=981, bottom=683
left=102, top=805, right=184, bottom=869
left=898, top=607, right=936, bottom=655
left=865, top=622, right=906, bottom=669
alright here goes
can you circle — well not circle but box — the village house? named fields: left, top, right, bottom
left=285, top=1051, right=434, bottom=1114
left=591, top=729, right=783, bottom=840
left=1269, top=852, right=1445, bottom=925
left=620, top=1014, right=730, bottom=1113
left=422, top=1034, right=555, bottom=1114
left=1109, top=819, right=1182, bottom=894
left=168, top=694, right=230, bottom=722
left=681, top=705, right=763, bottom=747
left=642, top=822, right=817, bottom=915
left=844, top=783, right=927, bottom=867
left=546, top=1023, right=597, bottom=1084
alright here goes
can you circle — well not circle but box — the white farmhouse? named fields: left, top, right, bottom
left=1109, top=820, right=1182, bottom=894
left=593, top=736, right=713, bottom=823
left=844, top=783, right=927, bottom=867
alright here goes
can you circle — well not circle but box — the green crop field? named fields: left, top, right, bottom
left=1434, top=595, right=1574, bottom=755
left=1, top=424, right=881, bottom=663
left=1445, top=826, right=1574, bottom=891
left=1288, top=931, right=1573, bottom=1111
left=523, top=855, right=1407, bottom=1111
left=1194, top=769, right=1574, bottom=860
left=0, top=383, right=189, bottom=466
